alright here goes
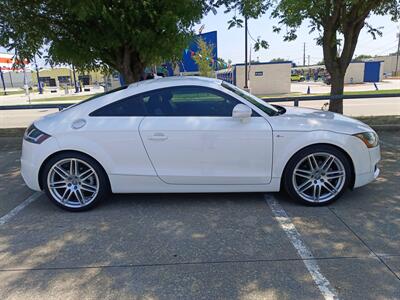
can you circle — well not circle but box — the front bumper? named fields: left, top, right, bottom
left=353, top=145, right=381, bottom=188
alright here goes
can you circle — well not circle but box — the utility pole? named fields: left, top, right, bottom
left=395, top=31, right=400, bottom=76
left=8, top=72, right=13, bottom=88
left=308, top=55, right=310, bottom=66
left=303, top=42, right=306, bottom=66
left=244, top=16, right=248, bottom=90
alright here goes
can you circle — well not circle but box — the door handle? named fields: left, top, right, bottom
left=148, top=133, right=168, bottom=141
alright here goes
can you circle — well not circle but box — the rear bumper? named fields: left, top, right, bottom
left=354, top=145, right=381, bottom=188
left=21, top=137, right=60, bottom=191
left=21, top=156, right=41, bottom=191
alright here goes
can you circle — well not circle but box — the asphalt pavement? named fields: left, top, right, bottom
left=0, top=131, right=399, bottom=299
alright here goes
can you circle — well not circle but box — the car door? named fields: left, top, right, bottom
left=139, top=85, right=273, bottom=185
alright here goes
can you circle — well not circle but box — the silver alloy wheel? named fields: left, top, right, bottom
left=292, top=152, right=346, bottom=203
left=47, top=158, right=99, bottom=208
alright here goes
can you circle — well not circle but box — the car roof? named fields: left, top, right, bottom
left=127, top=76, right=223, bottom=90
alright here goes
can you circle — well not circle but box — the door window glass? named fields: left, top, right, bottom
left=144, top=86, right=247, bottom=117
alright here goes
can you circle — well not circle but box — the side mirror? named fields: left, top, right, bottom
left=232, top=104, right=252, bottom=121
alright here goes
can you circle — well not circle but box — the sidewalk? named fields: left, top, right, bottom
left=0, top=86, right=104, bottom=106
left=291, top=79, right=400, bottom=94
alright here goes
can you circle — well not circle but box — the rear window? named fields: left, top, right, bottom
left=63, top=85, right=129, bottom=111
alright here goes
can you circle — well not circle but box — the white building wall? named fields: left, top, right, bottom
left=344, top=62, right=365, bottom=84
left=379, top=62, right=384, bottom=81
left=2, top=71, right=32, bottom=88
left=374, top=55, right=397, bottom=75
left=235, top=63, right=291, bottom=95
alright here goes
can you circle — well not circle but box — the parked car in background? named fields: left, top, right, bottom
left=291, top=74, right=305, bottom=82
left=21, top=77, right=380, bottom=211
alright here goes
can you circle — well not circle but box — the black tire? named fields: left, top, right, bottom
left=41, top=151, right=109, bottom=212
left=283, top=145, right=352, bottom=206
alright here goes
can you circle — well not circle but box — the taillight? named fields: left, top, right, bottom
left=24, top=124, right=51, bottom=144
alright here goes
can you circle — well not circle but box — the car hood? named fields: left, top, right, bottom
left=267, top=106, right=373, bottom=135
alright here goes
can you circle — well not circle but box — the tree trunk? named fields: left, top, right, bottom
left=115, top=46, right=146, bottom=84
left=328, top=70, right=345, bottom=113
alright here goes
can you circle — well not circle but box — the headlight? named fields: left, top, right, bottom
left=24, top=124, right=51, bottom=144
left=354, top=131, right=379, bottom=148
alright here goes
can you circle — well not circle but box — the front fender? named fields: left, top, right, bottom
left=272, top=130, right=370, bottom=180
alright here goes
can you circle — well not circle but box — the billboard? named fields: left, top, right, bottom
left=179, top=31, right=218, bottom=73
left=0, top=53, right=30, bottom=71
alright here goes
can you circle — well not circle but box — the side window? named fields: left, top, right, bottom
left=144, top=86, right=247, bottom=117
left=90, top=95, right=146, bottom=117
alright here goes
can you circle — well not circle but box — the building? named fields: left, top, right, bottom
left=344, top=61, right=384, bottom=83
left=216, top=61, right=292, bottom=95
left=30, top=67, right=105, bottom=88
left=373, top=55, right=399, bottom=75
left=0, top=53, right=32, bottom=89
left=292, top=60, right=384, bottom=84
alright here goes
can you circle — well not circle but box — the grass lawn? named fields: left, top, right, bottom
left=339, top=89, right=400, bottom=96
left=30, top=94, right=93, bottom=103
left=0, top=89, right=38, bottom=96
left=356, top=115, right=400, bottom=126
left=259, top=92, right=303, bottom=99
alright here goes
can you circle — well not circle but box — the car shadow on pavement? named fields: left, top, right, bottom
left=0, top=135, right=399, bottom=299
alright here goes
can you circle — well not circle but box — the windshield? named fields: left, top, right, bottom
left=221, top=82, right=279, bottom=116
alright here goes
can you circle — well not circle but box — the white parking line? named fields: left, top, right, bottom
left=265, top=194, right=339, bottom=300
left=0, top=192, right=41, bottom=225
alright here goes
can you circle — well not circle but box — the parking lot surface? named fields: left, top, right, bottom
left=0, top=131, right=399, bottom=299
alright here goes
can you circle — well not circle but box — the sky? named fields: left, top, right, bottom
left=195, top=7, right=400, bottom=66
left=1, top=7, right=399, bottom=68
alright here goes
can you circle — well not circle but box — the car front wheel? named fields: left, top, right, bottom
left=284, top=145, right=352, bottom=205
left=42, top=152, right=109, bottom=211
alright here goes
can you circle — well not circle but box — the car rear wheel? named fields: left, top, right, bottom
left=42, top=152, right=109, bottom=211
left=284, top=145, right=352, bottom=205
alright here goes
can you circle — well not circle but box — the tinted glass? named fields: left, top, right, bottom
left=144, top=86, right=243, bottom=117
left=90, top=95, right=146, bottom=116
left=65, top=85, right=129, bottom=112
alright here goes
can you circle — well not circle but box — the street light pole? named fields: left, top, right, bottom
left=395, top=31, right=400, bottom=76
left=0, top=67, right=7, bottom=95
left=244, top=16, right=248, bottom=89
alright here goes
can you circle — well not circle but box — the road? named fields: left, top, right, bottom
left=0, top=130, right=399, bottom=299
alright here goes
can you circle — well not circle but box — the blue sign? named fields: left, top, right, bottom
left=179, top=31, right=218, bottom=73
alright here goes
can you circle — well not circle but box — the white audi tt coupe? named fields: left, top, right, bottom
left=21, top=77, right=380, bottom=211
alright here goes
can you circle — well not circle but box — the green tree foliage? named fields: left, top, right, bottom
left=216, top=0, right=270, bottom=52
left=0, top=0, right=209, bottom=83
left=270, top=0, right=400, bottom=113
left=269, top=58, right=286, bottom=62
left=192, top=38, right=215, bottom=77
left=217, top=0, right=399, bottom=113
left=353, top=54, right=374, bottom=61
